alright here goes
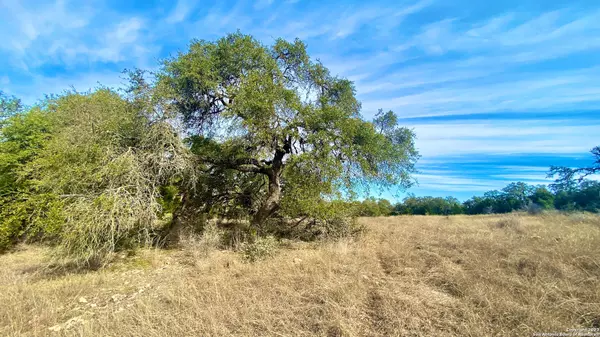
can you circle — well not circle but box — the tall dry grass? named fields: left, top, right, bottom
left=1, top=213, right=599, bottom=336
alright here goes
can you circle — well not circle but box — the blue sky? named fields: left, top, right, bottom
left=1, top=0, right=599, bottom=201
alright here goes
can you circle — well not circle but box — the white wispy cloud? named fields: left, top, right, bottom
left=9, top=71, right=127, bottom=104
left=359, top=65, right=600, bottom=117
left=0, top=0, right=91, bottom=69
left=413, top=173, right=550, bottom=192
left=496, top=166, right=551, bottom=172
left=94, top=17, right=147, bottom=63
left=411, top=9, right=600, bottom=56
left=406, top=119, right=600, bottom=157
left=257, top=0, right=430, bottom=41
left=254, top=0, right=274, bottom=10
left=335, top=9, right=600, bottom=118
left=0, top=0, right=156, bottom=73
left=166, top=0, right=194, bottom=24
left=491, top=174, right=552, bottom=181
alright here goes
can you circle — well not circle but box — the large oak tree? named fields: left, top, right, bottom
left=160, top=32, right=419, bottom=226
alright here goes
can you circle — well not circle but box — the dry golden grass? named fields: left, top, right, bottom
left=1, top=213, right=600, bottom=336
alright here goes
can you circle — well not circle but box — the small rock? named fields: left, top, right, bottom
left=78, top=297, right=88, bottom=304
left=89, top=303, right=97, bottom=308
left=361, top=274, right=369, bottom=280
left=293, top=258, right=303, bottom=264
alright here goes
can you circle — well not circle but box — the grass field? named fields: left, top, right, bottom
left=1, top=213, right=599, bottom=336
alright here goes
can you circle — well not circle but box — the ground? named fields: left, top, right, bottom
left=1, top=213, right=600, bottom=336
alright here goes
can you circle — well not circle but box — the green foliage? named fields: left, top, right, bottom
left=0, top=91, right=24, bottom=126
left=0, top=193, right=64, bottom=252
left=0, top=103, right=58, bottom=252
left=554, top=180, right=600, bottom=213
left=39, top=90, right=195, bottom=265
left=158, top=185, right=182, bottom=215
left=529, top=187, right=555, bottom=210
left=548, top=147, right=600, bottom=213
left=463, top=182, right=540, bottom=215
left=388, top=180, right=598, bottom=217
left=0, top=33, right=416, bottom=262
left=0, top=107, right=54, bottom=195
left=240, top=235, right=279, bottom=262
left=159, top=32, right=418, bottom=227
left=394, top=195, right=463, bottom=215
left=352, top=197, right=394, bottom=217
left=0, top=88, right=195, bottom=263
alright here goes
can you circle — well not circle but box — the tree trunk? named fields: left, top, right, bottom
left=251, top=169, right=282, bottom=227
left=250, top=136, right=291, bottom=227
left=251, top=145, right=288, bottom=227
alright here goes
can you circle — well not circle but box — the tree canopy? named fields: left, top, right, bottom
left=159, top=32, right=418, bottom=226
left=0, top=91, right=24, bottom=124
left=549, top=146, right=600, bottom=191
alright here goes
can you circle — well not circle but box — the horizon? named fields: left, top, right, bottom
left=1, top=0, right=599, bottom=202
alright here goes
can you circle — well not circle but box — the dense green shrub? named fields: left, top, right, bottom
left=241, top=235, right=279, bottom=262
left=0, top=89, right=196, bottom=264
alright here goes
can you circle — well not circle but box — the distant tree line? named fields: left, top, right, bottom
left=349, top=147, right=600, bottom=216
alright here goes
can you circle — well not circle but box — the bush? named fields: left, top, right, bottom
left=0, top=194, right=64, bottom=253
left=26, top=91, right=196, bottom=266
left=176, top=220, right=225, bottom=259
left=524, top=202, right=543, bottom=215
left=316, top=216, right=365, bottom=239
left=240, top=235, right=279, bottom=262
left=218, top=220, right=254, bottom=249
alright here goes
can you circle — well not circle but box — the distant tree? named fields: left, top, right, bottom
left=393, top=195, right=464, bottom=215
left=463, top=196, right=494, bottom=215
left=159, top=32, right=418, bottom=227
left=501, top=182, right=536, bottom=211
left=529, top=186, right=554, bottom=210
left=547, top=147, right=600, bottom=213
left=549, top=146, right=600, bottom=190
left=444, top=196, right=464, bottom=215
left=0, top=91, right=24, bottom=127
left=572, top=180, right=600, bottom=212
left=462, top=182, right=539, bottom=214
left=376, top=198, right=394, bottom=216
